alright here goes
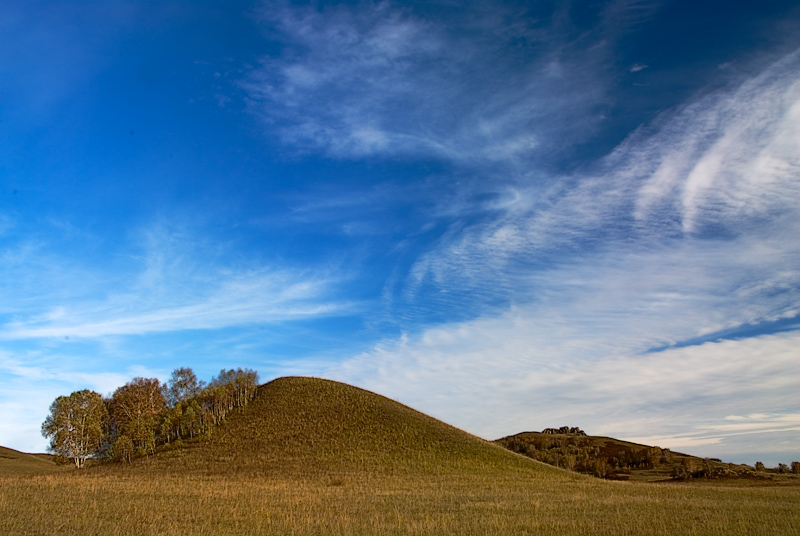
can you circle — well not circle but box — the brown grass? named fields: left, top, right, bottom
left=2, top=471, right=798, bottom=535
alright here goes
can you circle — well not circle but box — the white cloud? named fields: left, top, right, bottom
left=623, top=435, right=724, bottom=449
left=328, top=311, right=800, bottom=458
left=0, top=215, right=352, bottom=451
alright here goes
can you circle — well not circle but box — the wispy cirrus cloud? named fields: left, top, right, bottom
left=244, top=0, right=650, bottom=165
left=627, top=413, right=800, bottom=456
left=623, top=51, right=800, bottom=234
left=401, top=48, right=800, bottom=322
left=2, top=275, right=340, bottom=339
left=0, top=221, right=347, bottom=340
left=0, top=355, right=152, bottom=395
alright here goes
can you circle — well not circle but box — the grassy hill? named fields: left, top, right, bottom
left=0, top=445, right=62, bottom=476
left=119, top=376, right=546, bottom=478
left=2, top=376, right=799, bottom=535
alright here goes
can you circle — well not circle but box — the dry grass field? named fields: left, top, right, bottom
left=2, top=377, right=798, bottom=535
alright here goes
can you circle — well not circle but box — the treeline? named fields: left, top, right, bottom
left=673, top=459, right=800, bottom=480
left=42, top=367, right=258, bottom=468
left=541, top=426, right=586, bottom=436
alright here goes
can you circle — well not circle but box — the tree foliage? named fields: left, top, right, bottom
left=164, top=367, right=204, bottom=408
left=108, top=377, right=166, bottom=454
left=541, top=426, right=586, bottom=436
left=41, top=390, right=108, bottom=468
left=112, top=435, right=134, bottom=463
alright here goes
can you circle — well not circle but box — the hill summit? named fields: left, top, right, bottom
left=122, top=376, right=543, bottom=478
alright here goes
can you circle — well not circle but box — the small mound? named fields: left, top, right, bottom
left=126, top=376, right=547, bottom=478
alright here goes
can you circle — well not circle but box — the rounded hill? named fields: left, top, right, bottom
left=126, top=376, right=549, bottom=478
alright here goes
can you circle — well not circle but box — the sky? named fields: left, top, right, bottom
left=1, top=0, right=799, bottom=466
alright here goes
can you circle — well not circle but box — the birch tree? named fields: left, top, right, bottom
left=41, top=390, right=108, bottom=468
left=108, top=377, right=165, bottom=453
left=165, top=367, right=203, bottom=407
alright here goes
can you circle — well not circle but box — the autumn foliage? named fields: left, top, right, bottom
left=41, top=390, right=108, bottom=468
left=41, top=367, right=258, bottom=466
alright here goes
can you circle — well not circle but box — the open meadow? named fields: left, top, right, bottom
left=3, top=466, right=799, bottom=535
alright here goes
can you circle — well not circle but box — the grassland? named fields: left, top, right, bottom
left=4, top=470, right=800, bottom=535
left=2, top=377, right=799, bottom=535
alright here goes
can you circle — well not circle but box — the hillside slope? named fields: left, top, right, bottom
left=122, top=376, right=555, bottom=479
left=0, top=446, right=61, bottom=476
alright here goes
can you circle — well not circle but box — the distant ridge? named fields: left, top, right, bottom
left=118, top=376, right=553, bottom=478
left=495, top=430, right=764, bottom=482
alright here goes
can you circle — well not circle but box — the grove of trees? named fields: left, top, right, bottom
left=498, top=433, right=662, bottom=477
left=41, top=367, right=258, bottom=467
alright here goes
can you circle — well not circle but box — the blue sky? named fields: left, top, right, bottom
left=1, top=0, right=799, bottom=465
